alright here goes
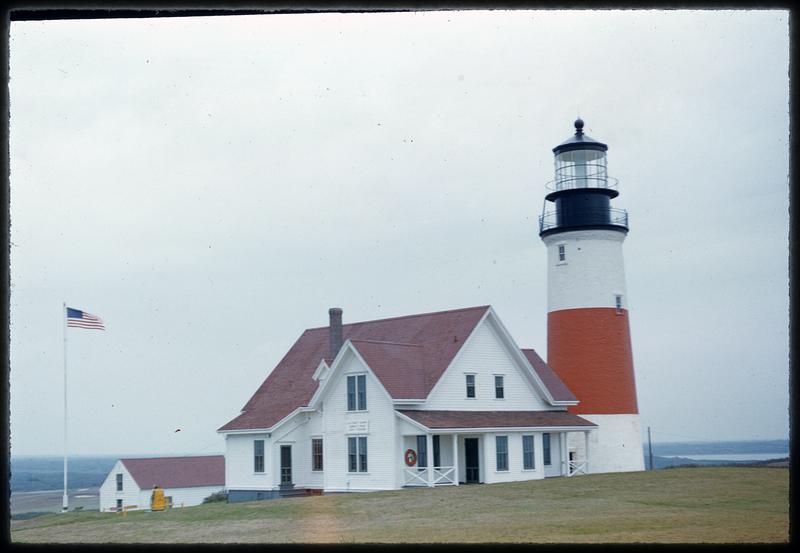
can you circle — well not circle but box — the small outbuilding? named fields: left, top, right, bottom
left=99, top=455, right=225, bottom=512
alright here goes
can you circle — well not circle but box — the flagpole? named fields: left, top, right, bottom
left=62, top=301, right=68, bottom=513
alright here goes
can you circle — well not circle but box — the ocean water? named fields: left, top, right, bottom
left=660, top=453, right=788, bottom=462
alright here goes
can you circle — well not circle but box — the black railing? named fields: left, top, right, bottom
left=539, top=207, right=629, bottom=233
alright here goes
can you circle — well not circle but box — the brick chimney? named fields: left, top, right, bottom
left=329, top=307, right=343, bottom=361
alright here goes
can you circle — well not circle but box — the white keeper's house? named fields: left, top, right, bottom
left=218, top=119, right=645, bottom=501
left=99, top=455, right=225, bottom=511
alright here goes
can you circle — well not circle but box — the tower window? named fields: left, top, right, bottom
left=557, top=244, right=566, bottom=262
left=615, top=294, right=623, bottom=313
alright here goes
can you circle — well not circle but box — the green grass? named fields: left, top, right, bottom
left=10, top=467, right=789, bottom=543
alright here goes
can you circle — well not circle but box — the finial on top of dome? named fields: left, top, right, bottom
left=574, top=118, right=584, bottom=135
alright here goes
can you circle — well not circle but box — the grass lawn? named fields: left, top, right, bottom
left=9, top=467, right=789, bottom=543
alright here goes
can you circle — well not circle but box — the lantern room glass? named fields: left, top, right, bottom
left=554, top=149, right=608, bottom=191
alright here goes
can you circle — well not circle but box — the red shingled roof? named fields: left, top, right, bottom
left=521, top=348, right=577, bottom=402
left=219, top=306, right=490, bottom=431
left=218, top=305, right=579, bottom=432
left=120, top=455, right=224, bottom=489
left=397, top=410, right=595, bottom=429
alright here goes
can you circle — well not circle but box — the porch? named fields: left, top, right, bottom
left=399, top=428, right=592, bottom=488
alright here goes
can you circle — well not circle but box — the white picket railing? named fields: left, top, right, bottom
left=433, top=466, right=456, bottom=485
left=567, top=460, right=588, bottom=477
left=403, top=466, right=455, bottom=486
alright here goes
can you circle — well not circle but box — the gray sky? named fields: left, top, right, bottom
left=9, top=10, right=789, bottom=456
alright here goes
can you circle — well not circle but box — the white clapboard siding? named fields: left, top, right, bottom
left=322, top=348, right=397, bottom=492
left=136, top=485, right=224, bottom=509
left=225, top=433, right=273, bottom=491
left=424, top=318, right=552, bottom=411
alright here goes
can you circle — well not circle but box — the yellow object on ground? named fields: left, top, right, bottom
left=151, top=487, right=166, bottom=511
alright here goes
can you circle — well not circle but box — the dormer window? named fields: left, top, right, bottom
left=347, top=374, right=367, bottom=411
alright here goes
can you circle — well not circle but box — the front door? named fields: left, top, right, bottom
left=464, top=438, right=480, bottom=484
left=280, top=445, right=292, bottom=485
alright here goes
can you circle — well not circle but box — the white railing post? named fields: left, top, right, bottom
left=584, top=431, right=590, bottom=474
left=452, top=434, right=459, bottom=486
left=426, top=434, right=434, bottom=487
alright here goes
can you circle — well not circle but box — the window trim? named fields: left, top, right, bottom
left=465, top=373, right=476, bottom=399
left=522, top=435, right=535, bottom=470
left=347, top=374, right=368, bottom=411
left=495, top=435, right=509, bottom=472
left=348, top=435, right=368, bottom=473
left=311, top=437, right=324, bottom=472
left=494, top=375, right=505, bottom=399
left=254, top=439, right=265, bottom=473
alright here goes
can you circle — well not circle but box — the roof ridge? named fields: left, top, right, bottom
left=121, top=454, right=223, bottom=461
left=306, top=304, right=491, bottom=331
left=350, top=339, right=423, bottom=347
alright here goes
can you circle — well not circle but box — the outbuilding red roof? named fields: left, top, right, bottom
left=397, top=410, right=596, bottom=429
left=120, top=455, right=225, bottom=489
left=218, top=305, right=578, bottom=432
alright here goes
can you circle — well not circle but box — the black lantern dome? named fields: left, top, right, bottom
left=539, top=119, right=628, bottom=237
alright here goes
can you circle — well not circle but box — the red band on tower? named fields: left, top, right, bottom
left=547, top=307, right=639, bottom=415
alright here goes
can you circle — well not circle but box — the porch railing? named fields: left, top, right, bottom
left=567, top=459, right=588, bottom=477
left=403, top=466, right=456, bottom=486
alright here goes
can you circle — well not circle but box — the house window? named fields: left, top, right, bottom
left=116, top=473, right=123, bottom=492
left=543, top=433, right=552, bottom=466
left=312, top=438, right=323, bottom=472
left=615, top=294, right=623, bottom=313
left=558, top=244, right=566, bottom=262
left=116, top=499, right=122, bottom=511
left=347, top=374, right=367, bottom=411
left=496, top=436, right=509, bottom=471
left=433, top=435, right=441, bottom=468
left=495, top=375, right=504, bottom=399
left=523, top=435, right=535, bottom=470
left=254, top=439, right=265, bottom=473
left=466, top=374, right=476, bottom=398
left=348, top=436, right=368, bottom=472
left=416, top=435, right=427, bottom=469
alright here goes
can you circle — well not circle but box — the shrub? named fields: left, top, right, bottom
left=202, top=491, right=228, bottom=504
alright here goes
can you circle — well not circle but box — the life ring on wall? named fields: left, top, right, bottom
left=404, top=449, right=417, bottom=467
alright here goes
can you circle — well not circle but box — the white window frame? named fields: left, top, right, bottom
left=347, top=374, right=367, bottom=411
left=253, top=439, right=265, bottom=473
left=495, top=435, right=509, bottom=472
left=465, top=373, right=476, bottom=399
left=347, top=435, right=368, bottom=473
left=522, top=435, right=535, bottom=470
left=311, top=437, right=323, bottom=472
left=494, top=374, right=505, bottom=399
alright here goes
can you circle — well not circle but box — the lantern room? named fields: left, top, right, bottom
left=539, top=119, right=628, bottom=237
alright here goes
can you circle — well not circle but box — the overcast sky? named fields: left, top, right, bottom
left=9, top=9, right=789, bottom=456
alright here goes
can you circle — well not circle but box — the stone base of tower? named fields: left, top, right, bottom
left=567, top=414, right=645, bottom=474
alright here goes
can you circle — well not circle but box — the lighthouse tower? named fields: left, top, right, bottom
left=539, top=119, right=645, bottom=473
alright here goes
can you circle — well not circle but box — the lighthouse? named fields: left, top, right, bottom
left=539, top=118, right=645, bottom=473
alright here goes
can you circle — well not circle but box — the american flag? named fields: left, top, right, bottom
left=66, top=307, right=106, bottom=330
